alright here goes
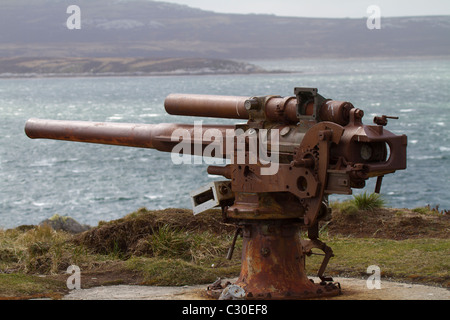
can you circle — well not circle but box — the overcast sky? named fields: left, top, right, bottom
left=160, top=0, right=450, bottom=18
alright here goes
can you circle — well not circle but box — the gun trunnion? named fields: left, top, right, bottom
left=25, top=87, right=407, bottom=299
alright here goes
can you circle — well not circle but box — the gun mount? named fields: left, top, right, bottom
left=25, top=87, right=407, bottom=299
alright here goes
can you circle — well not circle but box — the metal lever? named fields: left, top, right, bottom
left=375, top=175, right=384, bottom=193
left=373, top=115, right=399, bottom=126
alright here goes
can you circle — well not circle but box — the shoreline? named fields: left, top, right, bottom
left=2, top=55, right=448, bottom=80
left=0, top=70, right=292, bottom=80
left=0, top=56, right=290, bottom=80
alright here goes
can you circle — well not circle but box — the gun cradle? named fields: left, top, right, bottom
left=25, top=87, right=407, bottom=299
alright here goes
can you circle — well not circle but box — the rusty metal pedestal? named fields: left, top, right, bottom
left=209, top=220, right=341, bottom=300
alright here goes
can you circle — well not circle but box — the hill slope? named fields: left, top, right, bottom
left=0, top=57, right=268, bottom=77
left=1, top=0, right=449, bottom=59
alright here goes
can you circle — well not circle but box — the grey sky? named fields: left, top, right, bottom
left=160, top=0, right=450, bottom=18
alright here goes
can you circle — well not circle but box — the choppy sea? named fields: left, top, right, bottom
left=1, top=57, right=449, bottom=228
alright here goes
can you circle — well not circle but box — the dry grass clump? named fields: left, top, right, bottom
left=73, top=208, right=236, bottom=258
left=331, top=192, right=385, bottom=217
left=0, top=224, right=111, bottom=275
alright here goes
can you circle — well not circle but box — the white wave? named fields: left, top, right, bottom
left=32, top=202, right=50, bottom=207
left=409, top=155, right=442, bottom=160
left=144, top=194, right=163, bottom=200
left=139, top=113, right=160, bottom=118
left=30, top=159, right=56, bottom=167
left=107, top=116, right=124, bottom=121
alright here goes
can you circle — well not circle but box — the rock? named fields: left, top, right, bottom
left=39, top=214, right=91, bottom=234
left=218, top=285, right=246, bottom=300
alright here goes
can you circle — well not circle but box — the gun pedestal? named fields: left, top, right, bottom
left=203, top=190, right=341, bottom=299
left=223, top=220, right=340, bottom=299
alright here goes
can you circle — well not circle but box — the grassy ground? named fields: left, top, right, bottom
left=0, top=199, right=448, bottom=299
left=306, top=237, right=448, bottom=286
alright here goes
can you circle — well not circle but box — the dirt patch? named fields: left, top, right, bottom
left=45, top=261, right=142, bottom=291
left=326, top=208, right=449, bottom=240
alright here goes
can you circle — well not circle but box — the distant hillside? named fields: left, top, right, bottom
left=1, top=0, right=449, bottom=59
left=0, top=57, right=269, bottom=77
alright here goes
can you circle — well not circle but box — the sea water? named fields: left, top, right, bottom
left=1, top=58, right=449, bottom=228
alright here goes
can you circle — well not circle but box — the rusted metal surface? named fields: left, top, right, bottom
left=231, top=221, right=340, bottom=299
left=165, top=92, right=351, bottom=125
left=165, top=94, right=250, bottom=120
left=25, top=87, right=407, bottom=300
left=25, top=119, right=235, bottom=157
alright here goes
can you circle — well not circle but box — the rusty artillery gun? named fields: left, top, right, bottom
left=25, top=87, right=407, bottom=299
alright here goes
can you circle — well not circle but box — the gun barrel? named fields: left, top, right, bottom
left=26, top=118, right=157, bottom=148
left=165, top=93, right=304, bottom=123
left=24, top=118, right=234, bottom=156
left=165, top=93, right=353, bottom=126
left=165, top=94, right=251, bottom=119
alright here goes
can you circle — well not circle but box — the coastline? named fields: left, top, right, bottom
left=0, top=57, right=290, bottom=79
left=0, top=70, right=292, bottom=79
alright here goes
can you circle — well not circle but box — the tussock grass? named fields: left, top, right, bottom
left=352, top=192, right=386, bottom=211
left=0, top=225, right=113, bottom=275
left=331, top=192, right=385, bottom=216
left=133, top=224, right=237, bottom=264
